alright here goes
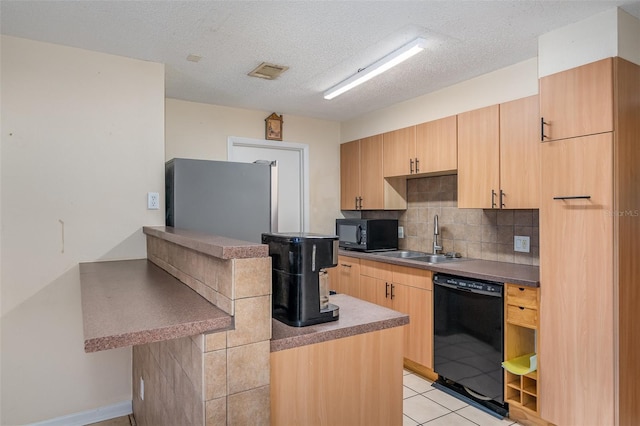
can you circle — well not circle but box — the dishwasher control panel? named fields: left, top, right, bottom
left=433, top=273, right=503, bottom=295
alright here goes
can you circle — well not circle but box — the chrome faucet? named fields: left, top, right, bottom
left=432, top=214, right=442, bottom=255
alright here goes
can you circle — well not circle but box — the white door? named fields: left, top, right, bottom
left=228, top=137, right=309, bottom=233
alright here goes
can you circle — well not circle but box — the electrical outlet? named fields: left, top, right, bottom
left=398, top=226, right=404, bottom=239
left=140, top=377, right=144, bottom=400
left=147, top=192, right=160, bottom=210
left=514, top=236, right=530, bottom=253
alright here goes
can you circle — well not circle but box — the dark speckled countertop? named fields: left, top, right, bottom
left=271, top=293, right=409, bottom=352
left=143, top=226, right=268, bottom=259
left=339, top=249, right=540, bottom=287
left=80, top=259, right=232, bottom=353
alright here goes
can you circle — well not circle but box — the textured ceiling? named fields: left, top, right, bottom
left=2, top=1, right=639, bottom=121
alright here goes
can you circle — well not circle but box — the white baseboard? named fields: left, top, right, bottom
left=28, top=400, right=132, bottom=426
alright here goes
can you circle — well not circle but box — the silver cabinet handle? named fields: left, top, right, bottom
left=500, top=189, right=505, bottom=208
left=410, top=158, right=414, bottom=174
left=415, top=157, right=420, bottom=173
left=491, top=190, right=497, bottom=208
left=385, top=283, right=390, bottom=298
left=340, top=263, right=352, bottom=268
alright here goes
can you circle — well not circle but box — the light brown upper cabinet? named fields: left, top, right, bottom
left=340, top=135, right=406, bottom=210
left=539, top=57, right=613, bottom=142
left=457, top=104, right=500, bottom=208
left=415, top=115, right=457, bottom=176
left=340, top=136, right=384, bottom=210
left=383, top=116, right=457, bottom=178
left=383, top=126, right=416, bottom=177
left=340, top=139, right=361, bottom=210
left=499, top=95, right=540, bottom=209
left=458, top=96, right=539, bottom=209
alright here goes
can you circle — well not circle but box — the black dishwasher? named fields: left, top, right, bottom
left=433, top=273, right=507, bottom=417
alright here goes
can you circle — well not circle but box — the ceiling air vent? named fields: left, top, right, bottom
left=248, top=62, right=289, bottom=80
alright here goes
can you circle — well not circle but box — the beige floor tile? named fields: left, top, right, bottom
left=424, top=388, right=468, bottom=411
left=404, top=385, right=418, bottom=399
left=424, top=412, right=477, bottom=426
left=403, top=414, right=420, bottom=426
left=456, top=405, right=516, bottom=426
left=404, top=394, right=450, bottom=424
left=403, top=373, right=433, bottom=393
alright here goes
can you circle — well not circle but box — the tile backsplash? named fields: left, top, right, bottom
left=363, top=175, right=539, bottom=266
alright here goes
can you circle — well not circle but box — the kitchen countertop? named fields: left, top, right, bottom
left=271, top=293, right=409, bottom=352
left=80, top=259, right=232, bottom=353
left=143, top=226, right=268, bottom=260
left=339, top=249, right=540, bottom=287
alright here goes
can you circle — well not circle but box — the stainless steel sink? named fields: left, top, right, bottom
left=374, top=250, right=467, bottom=263
left=374, top=250, right=428, bottom=259
left=411, top=254, right=465, bottom=264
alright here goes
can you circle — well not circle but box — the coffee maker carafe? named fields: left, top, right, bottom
left=262, top=232, right=339, bottom=327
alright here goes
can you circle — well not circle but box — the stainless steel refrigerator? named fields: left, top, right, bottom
left=166, top=158, right=277, bottom=243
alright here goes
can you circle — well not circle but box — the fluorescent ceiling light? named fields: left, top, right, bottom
left=324, top=37, right=428, bottom=100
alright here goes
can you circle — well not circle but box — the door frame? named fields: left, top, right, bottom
left=227, top=136, right=310, bottom=232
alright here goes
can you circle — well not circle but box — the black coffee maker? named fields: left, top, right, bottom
left=262, top=232, right=339, bottom=327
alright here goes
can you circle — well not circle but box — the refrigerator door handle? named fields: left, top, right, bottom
left=269, top=160, right=279, bottom=233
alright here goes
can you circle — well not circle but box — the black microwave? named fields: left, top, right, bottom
left=335, top=219, right=398, bottom=252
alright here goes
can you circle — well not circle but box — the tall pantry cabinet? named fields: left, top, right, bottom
left=539, top=57, right=640, bottom=426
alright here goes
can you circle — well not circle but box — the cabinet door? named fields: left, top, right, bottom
left=415, top=115, right=457, bottom=175
left=540, top=58, right=613, bottom=141
left=457, top=105, right=500, bottom=208
left=393, top=284, right=433, bottom=368
left=539, top=133, right=614, bottom=426
left=499, top=95, right=540, bottom=209
left=383, top=126, right=415, bottom=177
left=335, top=256, right=360, bottom=297
left=359, top=135, right=384, bottom=210
left=340, top=140, right=360, bottom=210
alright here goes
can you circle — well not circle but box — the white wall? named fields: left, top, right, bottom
left=165, top=99, right=342, bottom=235
left=538, top=8, right=640, bottom=77
left=0, top=36, right=165, bottom=425
left=340, top=57, right=539, bottom=142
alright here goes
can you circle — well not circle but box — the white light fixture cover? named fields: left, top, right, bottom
left=324, top=37, right=428, bottom=100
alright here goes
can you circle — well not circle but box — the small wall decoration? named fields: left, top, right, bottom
left=265, top=112, right=283, bottom=141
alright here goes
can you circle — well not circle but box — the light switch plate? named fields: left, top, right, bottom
left=514, top=236, right=530, bottom=253
left=398, top=226, right=404, bottom=239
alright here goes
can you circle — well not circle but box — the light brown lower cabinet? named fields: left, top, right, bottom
left=359, top=259, right=433, bottom=369
left=329, top=256, right=360, bottom=297
left=270, top=326, right=404, bottom=426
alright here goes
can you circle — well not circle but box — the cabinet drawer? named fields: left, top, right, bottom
left=360, top=259, right=393, bottom=281
left=506, top=285, right=538, bottom=309
left=507, top=305, right=538, bottom=328
left=392, top=265, right=432, bottom=290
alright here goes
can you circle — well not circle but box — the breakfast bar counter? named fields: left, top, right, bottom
left=79, top=259, right=232, bottom=353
